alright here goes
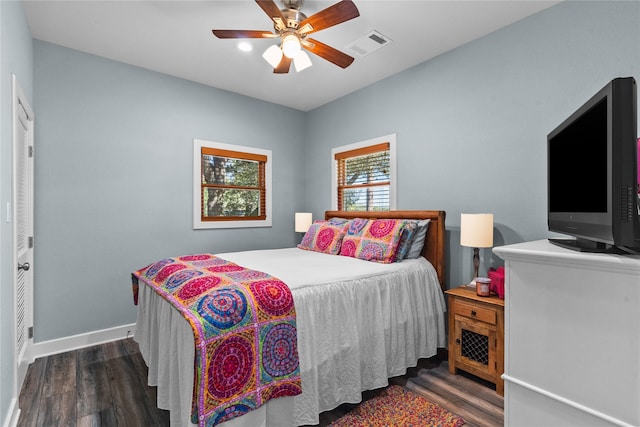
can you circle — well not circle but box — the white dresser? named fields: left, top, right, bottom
left=494, top=240, right=640, bottom=426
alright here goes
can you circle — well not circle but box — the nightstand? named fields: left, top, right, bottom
left=445, top=285, right=504, bottom=396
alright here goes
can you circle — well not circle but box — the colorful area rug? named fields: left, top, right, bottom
left=329, top=385, right=465, bottom=427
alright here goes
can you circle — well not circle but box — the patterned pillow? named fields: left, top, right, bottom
left=340, top=219, right=409, bottom=263
left=394, top=220, right=418, bottom=262
left=297, top=222, right=348, bottom=255
left=327, top=217, right=351, bottom=226
left=345, top=218, right=369, bottom=236
left=312, top=218, right=351, bottom=226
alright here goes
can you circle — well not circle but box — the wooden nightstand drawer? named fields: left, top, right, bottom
left=452, top=300, right=496, bottom=325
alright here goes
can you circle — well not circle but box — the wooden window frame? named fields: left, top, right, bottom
left=331, top=134, right=397, bottom=212
left=193, top=139, right=272, bottom=229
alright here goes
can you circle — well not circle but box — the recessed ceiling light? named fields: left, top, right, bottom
left=238, top=42, right=252, bottom=52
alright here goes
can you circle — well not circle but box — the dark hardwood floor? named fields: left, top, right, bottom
left=18, top=339, right=169, bottom=427
left=18, top=338, right=502, bottom=426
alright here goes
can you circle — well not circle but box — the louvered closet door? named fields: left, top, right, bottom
left=13, top=76, right=34, bottom=393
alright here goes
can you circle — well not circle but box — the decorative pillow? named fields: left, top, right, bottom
left=345, top=217, right=369, bottom=236
left=297, top=222, right=348, bottom=255
left=394, top=220, right=418, bottom=262
left=340, top=219, right=409, bottom=263
left=310, top=218, right=351, bottom=227
left=405, top=219, right=431, bottom=259
left=327, top=217, right=351, bottom=226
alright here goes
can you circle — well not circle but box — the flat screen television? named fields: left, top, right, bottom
left=547, top=76, right=640, bottom=253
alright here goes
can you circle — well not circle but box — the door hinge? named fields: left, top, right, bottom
left=28, top=146, right=33, bottom=158
left=28, top=327, right=33, bottom=339
left=28, top=236, right=34, bottom=248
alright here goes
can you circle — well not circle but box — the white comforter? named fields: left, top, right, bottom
left=135, top=248, right=446, bottom=427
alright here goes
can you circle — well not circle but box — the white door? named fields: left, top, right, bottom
left=12, top=74, right=34, bottom=392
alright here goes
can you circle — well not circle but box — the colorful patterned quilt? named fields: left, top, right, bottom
left=132, top=254, right=302, bottom=427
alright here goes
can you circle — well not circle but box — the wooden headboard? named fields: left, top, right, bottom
left=324, top=210, right=447, bottom=291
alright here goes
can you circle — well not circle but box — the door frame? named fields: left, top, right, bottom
left=12, top=73, right=35, bottom=397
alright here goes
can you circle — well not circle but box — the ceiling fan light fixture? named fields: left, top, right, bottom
left=262, top=44, right=283, bottom=68
left=293, top=50, right=312, bottom=72
left=281, top=33, right=301, bottom=58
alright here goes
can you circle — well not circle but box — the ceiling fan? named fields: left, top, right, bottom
left=212, top=0, right=360, bottom=74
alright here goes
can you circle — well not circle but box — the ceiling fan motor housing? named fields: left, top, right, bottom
left=277, top=8, right=307, bottom=31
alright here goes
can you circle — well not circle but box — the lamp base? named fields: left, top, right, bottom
left=465, top=247, right=480, bottom=287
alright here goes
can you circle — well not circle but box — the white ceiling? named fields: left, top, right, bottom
left=23, top=0, right=560, bottom=112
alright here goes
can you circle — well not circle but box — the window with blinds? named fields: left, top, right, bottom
left=334, top=140, right=393, bottom=212
left=194, top=140, right=272, bottom=229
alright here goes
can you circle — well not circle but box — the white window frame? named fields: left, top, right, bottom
left=331, top=133, right=397, bottom=211
left=193, top=139, right=272, bottom=229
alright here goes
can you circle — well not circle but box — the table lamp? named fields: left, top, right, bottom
left=460, top=213, right=494, bottom=285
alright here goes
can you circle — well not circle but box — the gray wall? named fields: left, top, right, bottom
left=304, top=0, right=640, bottom=288
left=2, top=0, right=639, bottom=423
left=0, top=0, right=33, bottom=421
left=33, top=41, right=307, bottom=342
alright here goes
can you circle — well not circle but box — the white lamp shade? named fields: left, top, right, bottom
left=262, top=44, right=283, bottom=68
left=281, top=34, right=301, bottom=58
left=295, top=212, right=313, bottom=233
left=293, top=50, right=312, bottom=72
left=460, top=213, right=494, bottom=248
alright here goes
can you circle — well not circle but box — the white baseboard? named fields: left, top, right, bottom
left=2, top=398, right=19, bottom=427
left=32, top=323, right=136, bottom=359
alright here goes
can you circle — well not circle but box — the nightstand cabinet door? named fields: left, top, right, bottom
left=452, top=314, right=497, bottom=379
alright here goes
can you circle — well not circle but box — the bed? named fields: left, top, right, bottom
left=134, top=210, right=447, bottom=427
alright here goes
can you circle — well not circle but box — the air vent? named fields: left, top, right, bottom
left=346, top=30, right=392, bottom=57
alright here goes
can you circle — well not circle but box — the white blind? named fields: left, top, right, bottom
left=335, top=142, right=390, bottom=211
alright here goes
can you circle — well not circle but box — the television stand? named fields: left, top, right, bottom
left=548, top=238, right=628, bottom=254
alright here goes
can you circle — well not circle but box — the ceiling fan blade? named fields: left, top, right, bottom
left=255, top=0, right=286, bottom=26
left=274, top=56, right=292, bottom=74
left=298, top=0, right=360, bottom=35
left=304, top=38, right=354, bottom=69
left=212, top=29, right=275, bottom=39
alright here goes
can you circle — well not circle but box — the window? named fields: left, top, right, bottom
left=193, top=139, right=272, bottom=229
left=332, top=134, right=396, bottom=211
